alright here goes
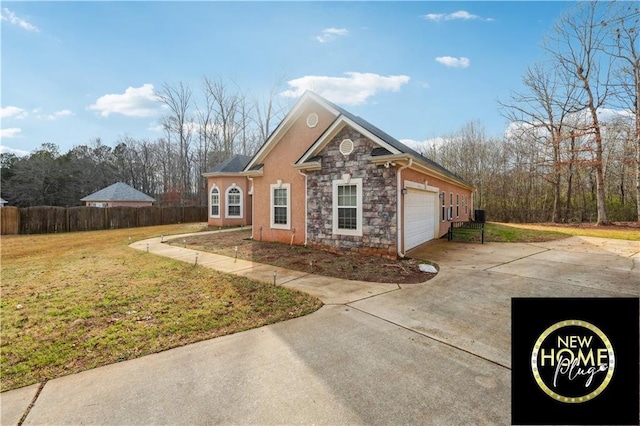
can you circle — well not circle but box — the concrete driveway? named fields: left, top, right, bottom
left=3, top=235, right=638, bottom=425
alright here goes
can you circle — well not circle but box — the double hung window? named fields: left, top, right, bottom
left=226, top=186, right=242, bottom=218
left=210, top=187, right=220, bottom=217
left=332, top=177, right=362, bottom=236
left=270, top=183, right=291, bottom=229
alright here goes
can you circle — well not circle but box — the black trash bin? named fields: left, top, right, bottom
left=474, top=209, right=486, bottom=223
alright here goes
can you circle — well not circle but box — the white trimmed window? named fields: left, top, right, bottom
left=441, top=192, right=446, bottom=222
left=448, top=192, right=453, bottom=221
left=332, top=177, right=363, bottom=236
left=270, top=182, right=291, bottom=229
left=456, top=194, right=460, bottom=218
left=226, top=186, right=243, bottom=218
left=210, top=186, right=220, bottom=218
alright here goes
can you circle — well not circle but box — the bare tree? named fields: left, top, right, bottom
left=500, top=63, right=579, bottom=222
left=158, top=82, right=194, bottom=205
left=603, top=2, right=640, bottom=220
left=253, top=75, right=289, bottom=143
left=545, top=1, right=612, bottom=224
left=203, top=77, right=241, bottom=160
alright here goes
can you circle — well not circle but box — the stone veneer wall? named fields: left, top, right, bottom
left=306, top=127, right=398, bottom=258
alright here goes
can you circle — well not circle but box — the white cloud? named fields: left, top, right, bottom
left=89, top=84, right=162, bottom=118
left=597, top=107, right=633, bottom=122
left=420, top=10, right=492, bottom=22
left=280, top=72, right=410, bottom=106
left=147, top=123, right=164, bottom=132
left=316, top=27, right=349, bottom=43
left=43, top=109, right=74, bottom=120
left=435, top=56, right=470, bottom=68
left=0, top=106, right=28, bottom=119
left=0, top=128, right=22, bottom=138
left=1, top=8, right=39, bottom=32
left=504, top=107, right=635, bottom=141
left=400, top=137, right=447, bottom=152
left=0, top=145, right=29, bottom=157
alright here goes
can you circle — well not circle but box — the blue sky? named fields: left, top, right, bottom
left=1, top=1, right=572, bottom=157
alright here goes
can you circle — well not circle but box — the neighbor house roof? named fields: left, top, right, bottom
left=203, top=154, right=252, bottom=176
left=0, top=197, right=7, bottom=204
left=81, top=182, right=155, bottom=202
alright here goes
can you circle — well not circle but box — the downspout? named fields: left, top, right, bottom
left=247, top=176, right=254, bottom=239
left=297, top=169, right=308, bottom=246
left=396, top=158, right=412, bottom=258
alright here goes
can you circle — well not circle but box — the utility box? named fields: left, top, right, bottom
left=474, top=209, right=486, bottom=223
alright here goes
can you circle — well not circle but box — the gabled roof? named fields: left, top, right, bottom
left=296, top=93, right=472, bottom=189
left=203, top=154, right=252, bottom=176
left=81, top=182, right=155, bottom=202
left=243, top=90, right=472, bottom=189
left=243, top=91, right=341, bottom=173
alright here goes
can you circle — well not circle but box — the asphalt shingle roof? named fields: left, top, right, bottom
left=320, top=96, right=470, bottom=186
left=208, top=154, right=252, bottom=173
left=81, top=182, right=155, bottom=202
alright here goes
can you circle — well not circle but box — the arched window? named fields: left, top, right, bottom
left=226, top=186, right=243, bottom=218
left=210, top=186, right=220, bottom=218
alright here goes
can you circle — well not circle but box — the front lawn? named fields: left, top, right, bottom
left=0, top=224, right=321, bottom=392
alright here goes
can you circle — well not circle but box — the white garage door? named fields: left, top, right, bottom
left=404, top=189, right=437, bottom=251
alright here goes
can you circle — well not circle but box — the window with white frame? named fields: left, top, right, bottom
left=210, top=186, right=220, bottom=217
left=226, top=186, right=242, bottom=218
left=456, top=194, right=460, bottom=218
left=270, top=183, right=290, bottom=229
left=332, top=177, right=362, bottom=236
left=441, top=192, right=446, bottom=221
left=448, top=192, right=453, bottom=221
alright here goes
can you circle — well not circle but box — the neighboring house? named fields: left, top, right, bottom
left=0, top=198, right=8, bottom=207
left=202, top=154, right=253, bottom=227
left=205, top=91, right=473, bottom=258
left=81, top=182, right=155, bottom=207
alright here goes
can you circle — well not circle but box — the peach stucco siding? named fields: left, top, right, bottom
left=206, top=176, right=251, bottom=227
left=251, top=100, right=336, bottom=245
left=401, top=168, right=473, bottom=240
left=203, top=92, right=475, bottom=258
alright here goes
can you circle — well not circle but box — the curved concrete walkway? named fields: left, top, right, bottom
left=3, top=231, right=638, bottom=425
left=130, top=229, right=403, bottom=305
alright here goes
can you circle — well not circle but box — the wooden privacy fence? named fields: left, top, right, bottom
left=0, top=206, right=207, bottom=235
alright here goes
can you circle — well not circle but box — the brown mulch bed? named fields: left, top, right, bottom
left=174, top=229, right=436, bottom=284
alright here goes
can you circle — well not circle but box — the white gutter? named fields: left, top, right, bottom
left=297, top=169, right=308, bottom=246
left=247, top=176, right=255, bottom=240
left=396, top=158, right=412, bottom=258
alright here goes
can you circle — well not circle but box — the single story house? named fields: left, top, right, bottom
left=81, top=182, right=155, bottom=207
left=204, top=91, right=473, bottom=258
left=203, top=154, right=253, bottom=227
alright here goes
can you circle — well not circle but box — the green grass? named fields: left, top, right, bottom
left=0, top=224, right=322, bottom=392
left=484, top=223, right=568, bottom=242
left=450, top=222, right=639, bottom=243
left=496, top=222, right=640, bottom=241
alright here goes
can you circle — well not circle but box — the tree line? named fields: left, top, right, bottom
left=1, top=78, right=289, bottom=207
left=1, top=2, right=637, bottom=223
left=423, top=2, right=638, bottom=224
